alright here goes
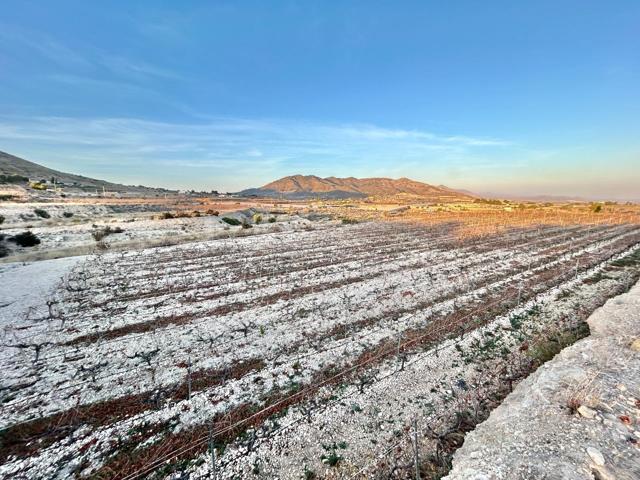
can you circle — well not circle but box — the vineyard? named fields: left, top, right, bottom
left=2, top=218, right=640, bottom=479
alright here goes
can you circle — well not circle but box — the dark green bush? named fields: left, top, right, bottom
left=0, top=174, right=28, bottom=184
left=62, top=212, right=74, bottom=218
left=222, top=217, right=241, bottom=226
left=10, top=231, right=41, bottom=247
left=34, top=208, right=50, bottom=219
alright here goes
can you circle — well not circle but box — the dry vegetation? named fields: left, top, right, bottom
left=1, top=200, right=639, bottom=479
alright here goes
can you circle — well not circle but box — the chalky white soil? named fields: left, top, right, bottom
left=0, top=201, right=315, bottom=260
left=0, top=220, right=639, bottom=479
left=445, top=280, right=640, bottom=480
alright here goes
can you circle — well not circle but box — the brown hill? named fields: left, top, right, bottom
left=241, top=175, right=473, bottom=200
left=0, top=150, right=176, bottom=196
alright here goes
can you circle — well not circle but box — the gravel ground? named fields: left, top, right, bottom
left=445, top=279, right=640, bottom=480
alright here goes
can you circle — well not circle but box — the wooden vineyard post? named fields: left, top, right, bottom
left=412, top=417, right=421, bottom=480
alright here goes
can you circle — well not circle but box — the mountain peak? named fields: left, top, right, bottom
left=243, top=175, right=473, bottom=200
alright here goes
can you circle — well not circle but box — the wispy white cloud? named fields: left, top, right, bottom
left=0, top=115, right=511, bottom=191
left=99, top=55, right=185, bottom=81
left=0, top=25, right=91, bottom=68
left=0, top=23, right=182, bottom=86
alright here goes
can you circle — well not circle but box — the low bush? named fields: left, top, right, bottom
left=10, top=231, right=41, bottom=247
left=34, top=208, right=50, bottom=219
left=0, top=174, right=28, bottom=184
left=268, top=216, right=276, bottom=223
left=474, top=198, right=503, bottom=205
left=206, top=209, right=219, bottom=216
left=222, top=217, right=241, bottom=226
left=62, top=212, right=74, bottom=218
left=92, top=226, right=124, bottom=241
left=0, top=215, right=4, bottom=225
left=241, top=219, right=252, bottom=229
left=253, top=214, right=262, bottom=224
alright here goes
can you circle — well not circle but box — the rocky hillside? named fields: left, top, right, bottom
left=0, top=151, right=176, bottom=196
left=240, top=174, right=473, bottom=200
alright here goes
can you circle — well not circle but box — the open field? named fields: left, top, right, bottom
left=1, top=204, right=640, bottom=479
left=0, top=197, right=319, bottom=262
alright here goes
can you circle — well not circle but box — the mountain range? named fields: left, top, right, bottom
left=239, top=174, right=473, bottom=200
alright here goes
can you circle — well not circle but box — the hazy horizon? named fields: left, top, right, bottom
left=1, top=1, right=638, bottom=199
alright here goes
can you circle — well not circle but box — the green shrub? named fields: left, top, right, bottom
left=320, top=442, right=346, bottom=467
left=222, top=217, right=241, bottom=226
left=473, top=198, right=503, bottom=205
left=268, top=216, right=276, bottom=223
left=0, top=174, right=28, bottom=184
left=253, top=214, right=262, bottom=224
left=34, top=208, right=50, bottom=219
left=62, top=212, right=74, bottom=218
left=10, top=231, right=41, bottom=247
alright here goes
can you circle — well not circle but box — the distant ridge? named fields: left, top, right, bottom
left=0, top=150, right=176, bottom=196
left=239, top=174, right=473, bottom=200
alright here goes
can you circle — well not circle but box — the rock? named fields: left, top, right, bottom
left=444, top=282, right=640, bottom=480
left=630, top=338, right=640, bottom=352
left=587, top=447, right=605, bottom=466
left=578, top=405, right=597, bottom=419
left=592, top=465, right=616, bottom=480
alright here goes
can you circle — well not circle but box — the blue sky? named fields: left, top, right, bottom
left=0, top=1, right=638, bottom=198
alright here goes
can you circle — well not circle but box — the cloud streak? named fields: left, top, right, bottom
left=0, top=115, right=511, bottom=191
